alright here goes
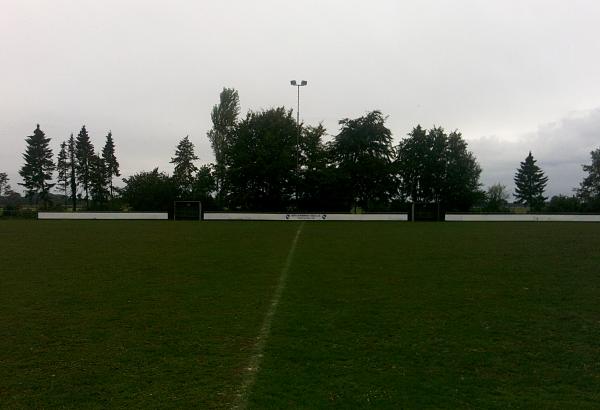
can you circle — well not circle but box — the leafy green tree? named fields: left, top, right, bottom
left=331, top=111, right=395, bottom=211
left=225, top=107, right=297, bottom=211
left=75, top=125, right=94, bottom=207
left=396, top=126, right=450, bottom=205
left=513, top=151, right=548, bottom=211
left=443, top=130, right=484, bottom=210
left=396, top=126, right=482, bottom=211
left=483, top=183, right=509, bottom=212
left=191, top=165, right=216, bottom=207
left=68, top=134, right=77, bottom=211
left=576, top=148, right=600, bottom=211
left=121, top=168, right=179, bottom=213
left=89, top=153, right=109, bottom=207
left=56, top=140, right=70, bottom=206
left=102, top=131, right=120, bottom=199
left=297, top=124, right=333, bottom=210
left=171, top=136, right=198, bottom=194
left=207, top=88, right=240, bottom=205
left=546, top=195, right=581, bottom=213
left=19, top=124, right=55, bottom=207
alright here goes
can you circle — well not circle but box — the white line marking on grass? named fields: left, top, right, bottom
left=231, top=222, right=305, bottom=410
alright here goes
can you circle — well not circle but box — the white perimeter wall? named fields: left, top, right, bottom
left=204, top=213, right=408, bottom=221
left=37, top=212, right=599, bottom=222
left=446, top=214, right=600, bottom=222
left=38, top=212, right=168, bottom=220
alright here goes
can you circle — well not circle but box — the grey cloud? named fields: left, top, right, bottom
left=1, top=1, right=600, bottom=198
left=469, top=108, right=600, bottom=197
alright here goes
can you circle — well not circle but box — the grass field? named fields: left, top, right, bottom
left=1, top=221, right=599, bottom=408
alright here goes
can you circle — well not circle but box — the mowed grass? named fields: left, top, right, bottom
left=248, top=222, right=600, bottom=408
left=1, top=221, right=599, bottom=408
left=0, top=220, right=300, bottom=408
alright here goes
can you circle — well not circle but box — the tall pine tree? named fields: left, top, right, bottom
left=56, top=140, right=70, bottom=206
left=0, top=172, right=11, bottom=197
left=68, top=133, right=77, bottom=211
left=75, top=125, right=94, bottom=207
left=102, top=131, right=120, bottom=199
left=19, top=124, right=55, bottom=207
left=514, top=151, right=548, bottom=211
left=89, top=153, right=109, bottom=207
left=171, top=136, right=198, bottom=195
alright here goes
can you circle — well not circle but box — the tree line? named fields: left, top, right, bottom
left=13, top=125, right=119, bottom=210
left=3, top=87, right=600, bottom=214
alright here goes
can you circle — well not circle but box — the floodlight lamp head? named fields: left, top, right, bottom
left=290, top=80, right=297, bottom=86
left=300, top=80, right=307, bottom=86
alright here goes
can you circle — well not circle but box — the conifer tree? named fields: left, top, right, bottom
left=514, top=151, right=548, bottom=211
left=68, top=134, right=77, bottom=211
left=56, top=140, right=70, bottom=206
left=171, top=136, right=198, bottom=194
left=101, top=131, right=120, bottom=198
left=89, top=153, right=109, bottom=207
left=19, top=124, right=55, bottom=207
left=0, top=172, right=11, bottom=196
left=75, top=125, right=94, bottom=207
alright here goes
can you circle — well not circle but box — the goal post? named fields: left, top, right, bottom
left=173, top=201, right=202, bottom=221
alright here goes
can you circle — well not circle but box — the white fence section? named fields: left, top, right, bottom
left=204, top=213, right=283, bottom=221
left=446, top=214, right=600, bottom=222
left=204, top=212, right=408, bottom=221
left=38, top=212, right=168, bottom=220
left=325, top=214, right=408, bottom=221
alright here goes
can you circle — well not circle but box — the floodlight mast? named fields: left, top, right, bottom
left=290, top=79, right=308, bottom=200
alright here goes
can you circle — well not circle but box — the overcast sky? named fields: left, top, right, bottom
left=1, top=0, right=599, bottom=197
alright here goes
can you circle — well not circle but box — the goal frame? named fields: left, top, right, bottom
left=173, top=200, right=202, bottom=221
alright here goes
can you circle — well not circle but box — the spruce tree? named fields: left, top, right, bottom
left=171, top=136, right=198, bottom=195
left=75, top=125, right=94, bottom=207
left=19, top=124, right=55, bottom=207
left=0, top=172, right=11, bottom=196
left=89, top=153, right=109, bottom=207
left=56, top=140, right=70, bottom=206
left=514, top=151, right=548, bottom=211
left=101, top=131, right=120, bottom=199
left=68, top=134, right=77, bottom=211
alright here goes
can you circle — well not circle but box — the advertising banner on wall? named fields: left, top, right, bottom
left=285, top=214, right=327, bottom=220
left=204, top=213, right=408, bottom=221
